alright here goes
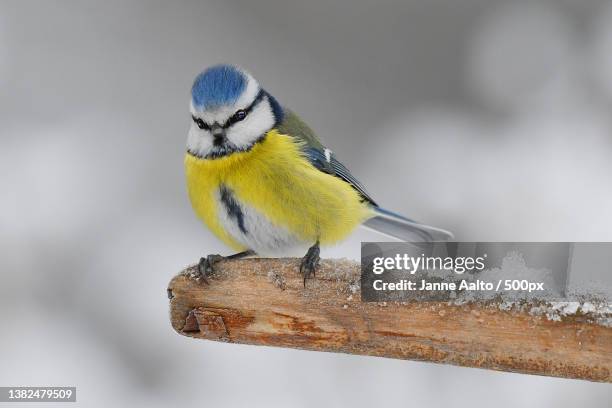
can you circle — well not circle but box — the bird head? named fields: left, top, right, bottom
left=187, top=64, right=283, bottom=159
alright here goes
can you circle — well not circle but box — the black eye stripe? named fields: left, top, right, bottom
left=191, top=90, right=266, bottom=131
left=191, top=115, right=210, bottom=130
left=223, top=90, right=266, bottom=129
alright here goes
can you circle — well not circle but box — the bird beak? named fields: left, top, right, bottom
left=211, top=124, right=226, bottom=146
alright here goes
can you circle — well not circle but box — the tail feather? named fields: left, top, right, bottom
left=363, top=207, right=454, bottom=242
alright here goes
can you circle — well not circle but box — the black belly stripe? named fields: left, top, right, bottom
left=219, top=185, right=248, bottom=234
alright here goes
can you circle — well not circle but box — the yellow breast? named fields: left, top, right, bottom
left=185, top=129, right=373, bottom=251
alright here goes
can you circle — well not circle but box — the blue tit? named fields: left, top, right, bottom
left=185, top=64, right=453, bottom=284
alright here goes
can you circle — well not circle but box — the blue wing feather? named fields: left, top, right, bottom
left=303, top=147, right=378, bottom=206
left=275, top=109, right=378, bottom=205
left=276, top=109, right=454, bottom=242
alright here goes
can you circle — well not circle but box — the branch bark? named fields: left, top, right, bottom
left=167, top=258, right=611, bottom=382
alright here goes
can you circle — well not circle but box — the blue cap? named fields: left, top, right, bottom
left=191, top=65, right=247, bottom=110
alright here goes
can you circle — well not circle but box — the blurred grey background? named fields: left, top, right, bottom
left=1, top=0, right=611, bottom=407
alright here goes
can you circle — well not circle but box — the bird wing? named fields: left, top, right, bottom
left=275, top=109, right=454, bottom=242
left=276, top=109, right=378, bottom=206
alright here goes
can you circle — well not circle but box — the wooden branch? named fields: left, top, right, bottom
left=168, top=258, right=611, bottom=383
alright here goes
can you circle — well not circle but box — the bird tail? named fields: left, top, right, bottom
left=363, top=207, right=454, bottom=242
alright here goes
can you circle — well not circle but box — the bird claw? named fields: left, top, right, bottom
left=197, top=254, right=224, bottom=284
left=300, top=243, right=320, bottom=287
left=196, top=250, right=255, bottom=284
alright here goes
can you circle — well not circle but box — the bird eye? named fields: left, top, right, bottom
left=234, top=110, right=247, bottom=121
left=192, top=115, right=210, bottom=130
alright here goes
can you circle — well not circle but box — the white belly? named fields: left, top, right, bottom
left=215, top=186, right=308, bottom=256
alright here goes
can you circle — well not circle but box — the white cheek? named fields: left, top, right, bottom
left=226, top=100, right=275, bottom=148
left=186, top=124, right=212, bottom=156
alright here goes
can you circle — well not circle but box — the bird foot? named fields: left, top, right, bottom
left=197, top=254, right=224, bottom=284
left=300, top=242, right=320, bottom=287
left=195, top=250, right=255, bottom=284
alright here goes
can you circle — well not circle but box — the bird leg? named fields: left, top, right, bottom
left=300, top=241, right=320, bottom=287
left=197, top=250, right=255, bottom=284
